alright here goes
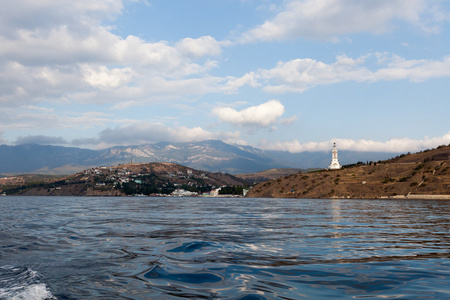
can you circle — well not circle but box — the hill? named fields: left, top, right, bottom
left=1, top=162, right=247, bottom=197
left=0, top=141, right=399, bottom=175
left=236, top=168, right=310, bottom=183
left=387, top=145, right=450, bottom=163
left=246, top=145, right=450, bottom=199
left=0, top=174, right=64, bottom=187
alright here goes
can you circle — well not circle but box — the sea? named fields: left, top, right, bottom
left=0, top=196, right=449, bottom=300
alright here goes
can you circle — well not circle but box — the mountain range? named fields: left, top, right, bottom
left=0, top=140, right=400, bottom=175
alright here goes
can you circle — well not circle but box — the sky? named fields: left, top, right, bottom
left=1, top=0, right=450, bottom=153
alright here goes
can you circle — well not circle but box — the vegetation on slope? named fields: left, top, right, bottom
left=246, top=145, right=450, bottom=199
left=1, top=162, right=248, bottom=196
left=236, top=168, right=304, bottom=183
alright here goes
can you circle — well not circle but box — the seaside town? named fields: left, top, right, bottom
left=84, top=164, right=248, bottom=197
left=0, top=162, right=249, bottom=197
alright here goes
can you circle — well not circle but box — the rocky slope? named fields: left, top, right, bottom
left=246, top=145, right=450, bottom=199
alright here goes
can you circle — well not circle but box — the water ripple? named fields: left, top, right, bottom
left=0, top=196, right=449, bottom=299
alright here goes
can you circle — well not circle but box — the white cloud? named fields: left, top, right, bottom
left=92, top=122, right=241, bottom=148
left=240, top=0, right=446, bottom=42
left=258, top=132, right=450, bottom=153
left=372, top=55, right=450, bottom=82
left=0, top=107, right=112, bottom=130
left=280, top=115, right=298, bottom=125
left=257, top=54, right=450, bottom=93
left=0, top=0, right=123, bottom=37
left=212, top=100, right=285, bottom=127
left=2, top=116, right=243, bottom=148
left=15, top=135, right=68, bottom=145
left=0, top=62, right=84, bottom=106
left=109, top=35, right=220, bottom=77
left=0, top=14, right=120, bottom=65
left=81, top=65, right=134, bottom=90
left=0, top=0, right=225, bottom=108
left=111, top=100, right=140, bottom=110
left=222, top=72, right=260, bottom=94
left=259, top=55, right=368, bottom=93
left=176, top=36, right=221, bottom=58
left=0, top=31, right=224, bottom=106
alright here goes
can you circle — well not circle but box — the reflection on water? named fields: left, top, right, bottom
left=0, top=196, right=449, bottom=299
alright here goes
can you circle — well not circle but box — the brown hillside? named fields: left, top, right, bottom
left=247, top=146, right=450, bottom=199
left=0, top=174, right=63, bottom=187
left=236, top=168, right=303, bottom=183
left=387, top=144, right=450, bottom=163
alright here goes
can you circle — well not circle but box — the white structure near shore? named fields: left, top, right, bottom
left=328, top=142, right=342, bottom=170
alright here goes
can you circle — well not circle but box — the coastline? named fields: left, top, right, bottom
left=382, top=194, right=450, bottom=200
left=324, top=194, right=450, bottom=200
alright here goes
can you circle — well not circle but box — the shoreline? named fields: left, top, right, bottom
left=382, top=194, right=450, bottom=200
left=329, top=194, right=450, bottom=200
left=2, top=193, right=450, bottom=200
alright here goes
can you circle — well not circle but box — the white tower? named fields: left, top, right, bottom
left=328, top=142, right=342, bottom=170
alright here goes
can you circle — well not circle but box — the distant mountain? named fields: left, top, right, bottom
left=95, top=140, right=274, bottom=174
left=0, top=144, right=97, bottom=174
left=0, top=140, right=400, bottom=175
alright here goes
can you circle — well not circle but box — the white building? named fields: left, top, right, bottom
left=171, top=189, right=198, bottom=197
left=209, top=187, right=221, bottom=197
left=328, top=142, right=342, bottom=170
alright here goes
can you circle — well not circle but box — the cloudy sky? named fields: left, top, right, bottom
left=1, top=0, right=450, bottom=153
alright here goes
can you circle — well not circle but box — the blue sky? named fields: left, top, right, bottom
left=1, top=0, right=450, bottom=153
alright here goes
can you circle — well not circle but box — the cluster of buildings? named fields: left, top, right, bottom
left=85, top=166, right=201, bottom=184
left=81, top=165, right=241, bottom=197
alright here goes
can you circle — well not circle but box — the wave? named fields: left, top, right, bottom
left=0, top=266, right=54, bottom=300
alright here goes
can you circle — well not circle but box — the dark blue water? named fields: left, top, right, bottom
left=0, top=196, right=449, bottom=299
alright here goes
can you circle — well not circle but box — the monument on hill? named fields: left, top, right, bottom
left=328, top=142, right=342, bottom=170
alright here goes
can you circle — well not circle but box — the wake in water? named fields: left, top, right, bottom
left=0, top=266, right=54, bottom=300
